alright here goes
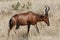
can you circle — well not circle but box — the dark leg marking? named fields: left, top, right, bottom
left=27, top=24, right=30, bottom=36
left=16, top=23, right=20, bottom=29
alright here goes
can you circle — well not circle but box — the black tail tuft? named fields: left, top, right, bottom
left=9, top=18, right=13, bottom=30
left=8, top=18, right=13, bottom=36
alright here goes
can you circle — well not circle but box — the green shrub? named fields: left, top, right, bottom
left=12, top=2, right=20, bottom=10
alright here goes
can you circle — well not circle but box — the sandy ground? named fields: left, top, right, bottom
left=0, top=0, right=60, bottom=40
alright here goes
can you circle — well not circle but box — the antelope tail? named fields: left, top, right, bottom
left=9, top=18, right=13, bottom=29
left=8, top=18, right=13, bottom=36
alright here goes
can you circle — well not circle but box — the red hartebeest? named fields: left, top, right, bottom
left=8, top=6, right=50, bottom=36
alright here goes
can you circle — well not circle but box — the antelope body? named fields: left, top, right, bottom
left=8, top=6, right=50, bottom=36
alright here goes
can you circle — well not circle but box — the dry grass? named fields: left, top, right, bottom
left=0, top=0, right=60, bottom=40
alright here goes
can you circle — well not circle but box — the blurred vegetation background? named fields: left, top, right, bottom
left=0, top=0, right=60, bottom=40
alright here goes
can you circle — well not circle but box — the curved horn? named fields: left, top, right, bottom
left=45, top=5, right=50, bottom=15
left=47, top=6, right=50, bottom=11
